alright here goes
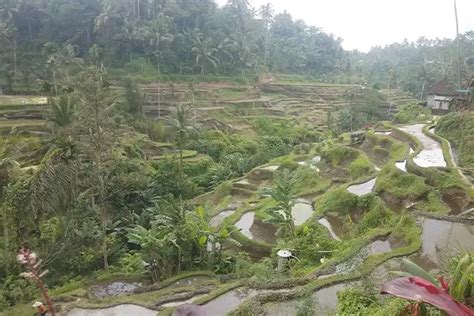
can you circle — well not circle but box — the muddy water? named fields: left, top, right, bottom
left=167, top=276, right=212, bottom=289
left=202, top=288, right=257, bottom=316
left=312, top=283, right=352, bottom=315
left=411, top=219, right=474, bottom=271
left=263, top=282, right=358, bottom=316
left=292, top=199, right=314, bottom=226
left=235, top=212, right=277, bottom=243
left=67, top=304, right=157, bottom=316
left=318, top=218, right=342, bottom=241
left=90, top=282, right=142, bottom=298
left=261, top=164, right=279, bottom=172
left=160, top=294, right=207, bottom=308
left=235, top=212, right=255, bottom=239
left=395, top=160, right=407, bottom=172
left=236, top=179, right=251, bottom=185
left=347, top=178, right=376, bottom=196
left=333, top=239, right=394, bottom=274
left=399, top=124, right=446, bottom=168
left=210, top=210, right=236, bottom=228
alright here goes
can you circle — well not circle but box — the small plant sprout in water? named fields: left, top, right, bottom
left=17, top=247, right=55, bottom=316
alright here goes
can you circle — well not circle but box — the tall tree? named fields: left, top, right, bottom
left=74, top=66, right=117, bottom=268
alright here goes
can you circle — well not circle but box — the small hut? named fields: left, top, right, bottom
left=426, top=79, right=458, bottom=115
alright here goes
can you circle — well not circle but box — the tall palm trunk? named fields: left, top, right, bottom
left=2, top=206, right=8, bottom=259
left=454, top=0, right=462, bottom=89
left=13, top=38, right=17, bottom=77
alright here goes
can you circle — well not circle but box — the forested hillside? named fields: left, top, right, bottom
left=1, top=0, right=473, bottom=93
left=0, top=0, right=344, bottom=86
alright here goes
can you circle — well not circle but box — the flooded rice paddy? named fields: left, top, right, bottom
left=292, top=199, right=314, bottom=226
left=399, top=124, right=446, bottom=168
left=347, top=178, right=376, bottom=196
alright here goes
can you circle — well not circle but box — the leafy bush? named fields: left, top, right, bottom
left=337, top=289, right=379, bottom=315
left=258, top=136, right=289, bottom=161
left=1, top=275, right=37, bottom=306
left=437, top=112, right=474, bottom=167
left=234, top=255, right=273, bottom=279
left=0, top=290, right=8, bottom=311
left=355, top=199, right=390, bottom=234
left=296, top=295, right=316, bottom=316
left=119, top=253, right=146, bottom=274
left=394, top=104, right=430, bottom=124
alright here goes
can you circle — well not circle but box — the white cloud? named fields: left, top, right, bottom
left=216, top=0, right=474, bottom=52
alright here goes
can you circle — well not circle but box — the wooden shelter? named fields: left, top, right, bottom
left=426, top=79, right=457, bottom=115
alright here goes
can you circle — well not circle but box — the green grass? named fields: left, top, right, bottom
left=364, top=132, right=408, bottom=163
left=322, top=145, right=359, bottom=166
left=348, top=155, right=373, bottom=179
left=436, top=112, right=474, bottom=168
left=375, top=166, right=429, bottom=200
left=376, top=165, right=450, bottom=213
left=391, top=127, right=422, bottom=154
left=315, top=187, right=359, bottom=215
left=108, top=65, right=253, bottom=85
left=393, top=104, right=431, bottom=124
left=0, top=95, right=48, bottom=106
left=0, top=120, right=45, bottom=134
left=0, top=120, right=45, bottom=127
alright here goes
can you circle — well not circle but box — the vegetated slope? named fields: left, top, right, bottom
left=139, top=79, right=411, bottom=135
left=436, top=112, right=474, bottom=170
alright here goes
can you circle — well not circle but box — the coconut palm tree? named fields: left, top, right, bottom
left=170, top=105, right=195, bottom=174
left=190, top=31, right=220, bottom=75
left=0, top=156, right=19, bottom=257
left=47, top=95, right=76, bottom=131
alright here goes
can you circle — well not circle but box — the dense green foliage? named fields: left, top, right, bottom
left=0, top=0, right=345, bottom=92
left=0, top=1, right=473, bottom=315
left=394, top=104, right=431, bottom=124
left=1, top=0, right=473, bottom=93
left=437, top=112, right=474, bottom=168
left=349, top=34, right=474, bottom=95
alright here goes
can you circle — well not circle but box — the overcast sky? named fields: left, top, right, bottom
left=216, top=0, right=474, bottom=52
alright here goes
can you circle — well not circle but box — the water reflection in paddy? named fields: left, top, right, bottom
left=411, top=218, right=474, bottom=271
left=235, top=212, right=277, bottom=243
left=395, top=160, right=407, bottom=172
left=210, top=210, right=236, bottom=228
left=400, top=124, right=446, bottom=168
left=347, top=178, right=376, bottom=196
left=318, top=218, right=342, bottom=241
left=235, top=212, right=255, bottom=239
left=292, top=199, right=314, bottom=226
left=263, top=282, right=359, bottom=316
